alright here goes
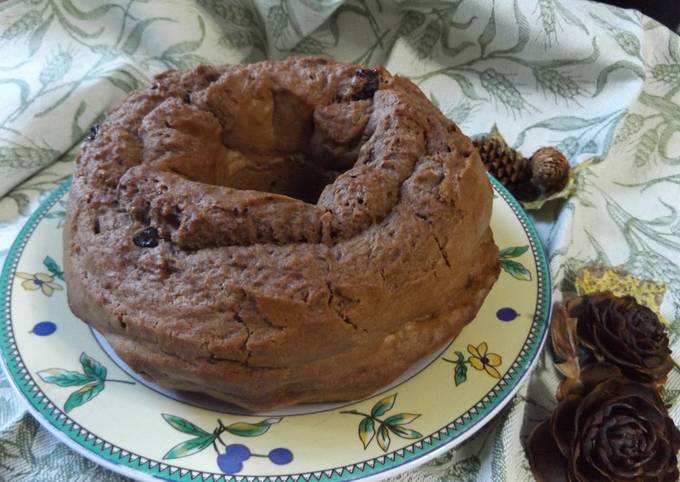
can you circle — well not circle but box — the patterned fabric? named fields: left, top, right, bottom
left=0, top=1, right=678, bottom=480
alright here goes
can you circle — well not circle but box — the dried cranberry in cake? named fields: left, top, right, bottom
left=351, top=68, right=380, bottom=100
left=133, top=226, right=159, bottom=248
left=87, top=124, right=100, bottom=141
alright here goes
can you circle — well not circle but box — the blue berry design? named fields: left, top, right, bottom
left=225, top=443, right=251, bottom=460
left=216, top=444, right=293, bottom=474
left=217, top=444, right=251, bottom=474
left=268, top=447, right=293, bottom=465
left=31, top=321, right=57, bottom=336
left=496, top=307, right=519, bottom=322
left=161, top=415, right=292, bottom=475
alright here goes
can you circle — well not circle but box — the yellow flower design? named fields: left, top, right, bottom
left=467, top=342, right=502, bottom=379
left=16, top=272, right=63, bottom=296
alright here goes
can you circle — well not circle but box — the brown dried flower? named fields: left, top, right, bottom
left=527, top=363, right=680, bottom=482
left=530, top=146, right=570, bottom=192
left=551, top=292, right=673, bottom=396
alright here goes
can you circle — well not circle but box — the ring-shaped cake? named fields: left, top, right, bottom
left=64, top=57, right=500, bottom=410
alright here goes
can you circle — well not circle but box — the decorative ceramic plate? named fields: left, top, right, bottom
left=0, top=176, right=550, bottom=482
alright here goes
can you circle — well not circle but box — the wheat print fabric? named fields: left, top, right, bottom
left=0, top=0, right=679, bottom=480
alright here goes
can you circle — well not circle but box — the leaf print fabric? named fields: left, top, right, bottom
left=0, top=0, right=679, bottom=481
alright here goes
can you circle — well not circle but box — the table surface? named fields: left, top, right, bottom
left=0, top=1, right=679, bottom=481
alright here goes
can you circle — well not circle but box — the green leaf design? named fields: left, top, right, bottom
left=371, top=394, right=396, bottom=417
left=670, top=33, right=680, bottom=63
left=122, top=17, right=174, bottom=56
left=103, top=75, right=136, bottom=93
left=328, top=4, right=369, bottom=46
left=500, top=259, right=532, bottom=281
left=454, top=351, right=468, bottom=386
left=268, top=5, right=288, bottom=39
left=70, top=100, right=87, bottom=144
left=79, top=353, right=107, bottom=381
left=441, top=39, right=474, bottom=60
left=259, top=417, right=283, bottom=426
left=358, top=417, right=375, bottom=449
left=64, top=382, right=104, bottom=413
left=639, top=91, right=680, bottom=119
left=494, top=0, right=529, bottom=55
left=297, top=0, right=341, bottom=12
left=417, top=19, right=442, bottom=59
left=397, top=10, right=425, bottom=37
left=1, top=10, right=41, bottom=41
left=445, top=72, right=485, bottom=101
left=284, top=0, right=304, bottom=38
left=51, top=6, right=104, bottom=39
left=225, top=417, right=282, bottom=437
left=498, top=245, right=529, bottom=259
left=658, top=124, right=680, bottom=164
left=635, top=128, right=659, bottom=167
left=376, top=424, right=390, bottom=452
left=384, top=413, right=420, bottom=426
left=386, top=425, right=423, bottom=439
left=519, top=115, right=607, bottom=135
left=37, top=368, right=95, bottom=387
left=477, top=5, right=496, bottom=56
left=593, top=60, right=645, bottom=97
left=0, top=79, right=30, bottom=106
left=28, top=14, right=54, bottom=56
left=43, top=255, right=64, bottom=280
left=161, top=414, right=211, bottom=437
left=454, top=363, right=467, bottom=386
left=62, top=0, right=124, bottom=21
left=162, top=434, right=216, bottom=460
left=554, top=0, right=588, bottom=34
left=161, top=16, right=205, bottom=57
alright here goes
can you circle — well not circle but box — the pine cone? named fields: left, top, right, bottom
left=530, top=147, right=569, bottom=192
left=473, top=131, right=537, bottom=201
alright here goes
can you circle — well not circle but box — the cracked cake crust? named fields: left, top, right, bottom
left=64, top=56, right=500, bottom=410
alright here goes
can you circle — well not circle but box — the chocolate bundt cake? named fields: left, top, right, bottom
left=64, top=56, right=500, bottom=410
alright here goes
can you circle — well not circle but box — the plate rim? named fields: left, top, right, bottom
left=0, top=175, right=551, bottom=482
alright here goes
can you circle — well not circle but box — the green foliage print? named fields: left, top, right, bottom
left=498, top=245, right=532, bottom=281
left=537, top=0, right=588, bottom=46
left=443, top=342, right=503, bottom=385
left=411, top=1, right=601, bottom=116
left=617, top=92, right=680, bottom=166
left=161, top=414, right=282, bottom=460
left=341, top=394, right=422, bottom=452
left=513, top=110, right=626, bottom=162
left=328, top=0, right=393, bottom=65
left=37, top=353, right=135, bottom=413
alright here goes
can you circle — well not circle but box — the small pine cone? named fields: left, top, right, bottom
left=473, top=136, right=535, bottom=200
left=530, top=147, right=570, bottom=192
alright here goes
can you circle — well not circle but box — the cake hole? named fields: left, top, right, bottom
left=158, top=89, right=364, bottom=204
left=93, top=218, right=100, bottom=234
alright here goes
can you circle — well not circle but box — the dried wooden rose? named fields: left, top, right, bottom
left=551, top=291, right=673, bottom=396
left=528, top=363, right=680, bottom=482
